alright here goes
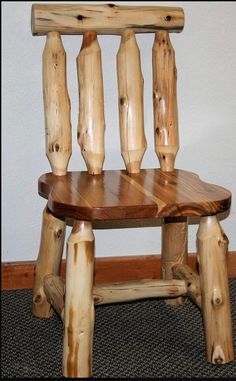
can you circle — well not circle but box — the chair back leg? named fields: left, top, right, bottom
left=162, top=217, right=188, bottom=305
left=32, top=205, right=66, bottom=318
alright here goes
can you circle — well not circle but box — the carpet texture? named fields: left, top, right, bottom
left=1, top=280, right=236, bottom=378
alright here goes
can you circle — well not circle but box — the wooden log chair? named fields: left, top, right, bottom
left=31, top=4, right=234, bottom=377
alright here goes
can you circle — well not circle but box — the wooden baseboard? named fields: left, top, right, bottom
left=2, top=252, right=236, bottom=290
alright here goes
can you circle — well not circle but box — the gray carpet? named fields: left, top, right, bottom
left=1, top=281, right=236, bottom=378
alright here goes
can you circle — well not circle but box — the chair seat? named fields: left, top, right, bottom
left=38, top=169, right=231, bottom=221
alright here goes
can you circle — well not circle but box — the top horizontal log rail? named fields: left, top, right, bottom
left=31, top=4, right=185, bottom=35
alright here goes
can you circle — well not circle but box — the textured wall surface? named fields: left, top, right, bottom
left=2, top=1, right=236, bottom=261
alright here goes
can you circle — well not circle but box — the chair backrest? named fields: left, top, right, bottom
left=31, top=4, right=184, bottom=176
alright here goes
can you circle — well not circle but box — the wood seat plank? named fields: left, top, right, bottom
left=38, top=169, right=231, bottom=221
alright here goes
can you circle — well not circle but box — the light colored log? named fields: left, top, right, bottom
left=77, top=31, right=105, bottom=175
left=117, top=29, right=147, bottom=173
left=43, top=31, right=72, bottom=175
left=162, top=217, right=188, bottom=305
left=63, top=221, right=95, bottom=378
left=172, top=264, right=201, bottom=308
left=32, top=206, right=66, bottom=318
left=93, top=279, right=186, bottom=305
left=32, top=4, right=185, bottom=35
left=197, top=216, right=234, bottom=364
left=43, top=275, right=187, bottom=320
left=153, top=31, right=179, bottom=171
left=44, top=274, right=65, bottom=320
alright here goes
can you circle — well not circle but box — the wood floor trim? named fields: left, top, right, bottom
left=2, top=252, right=236, bottom=290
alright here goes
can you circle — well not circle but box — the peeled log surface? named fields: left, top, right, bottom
left=172, top=263, right=201, bottom=308
left=153, top=31, right=178, bottom=171
left=32, top=206, right=66, bottom=318
left=77, top=31, right=105, bottom=175
left=31, top=4, right=185, bottom=35
left=43, top=32, right=72, bottom=175
left=197, top=216, right=234, bottom=364
left=94, top=279, right=186, bottom=304
left=38, top=169, right=231, bottom=221
left=117, top=30, right=147, bottom=173
left=162, top=217, right=188, bottom=305
left=43, top=274, right=187, bottom=320
left=44, top=274, right=65, bottom=320
left=63, top=221, right=95, bottom=378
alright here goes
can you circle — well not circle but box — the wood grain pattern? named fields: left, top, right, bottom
left=162, top=217, right=188, bottom=305
left=93, top=279, right=186, bottom=304
left=32, top=206, right=66, bottom=317
left=31, top=4, right=185, bottom=35
left=44, top=274, right=65, bottom=320
left=44, top=275, right=187, bottom=321
left=63, top=221, right=95, bottom=378
left=197, top=216, right=234, bottom=364
left=172, top=264, right=201, bottom=308
left=77, top=31, right=105, bottom=175
left=117, top=30, right=147, bottom=173
left=43, top=32, right=72, bottom=175
left=38, top=169, right=231, bottom=221
left=153, top=31, right=178, bottom=171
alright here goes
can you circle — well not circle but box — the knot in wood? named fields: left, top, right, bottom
left=155, top=127, right=160, bottom=135
left=55, top=143, right=60, bottom=152
left=119, top=97, right=128, bottom=107
left=55, top=229, right=63, bottom=239
left=153, top=91, right=161, bottom=102
left=214, top=356, right=224, bottom=364
left=93, top=295, right=102, bottom=305
left=34, top=294, right=42, bottom=304
left=212, top=289, right=223, bottom=307
left=212, top=345, right=226, bottom=364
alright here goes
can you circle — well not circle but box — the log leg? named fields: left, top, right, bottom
left=32, top=205, right=66, bottom=317
left=63, top=221, right=95, bottom=378
left=162, top=217, right=188, bottom=305
left=197, top=216, right=234, bottom=364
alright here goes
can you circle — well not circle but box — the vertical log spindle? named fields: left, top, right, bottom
left=197, top=216, right=234, bottom=364
left=63, top=221, right=95, bottom=377
left=32, top=205, right=66, bottom=317
left=152, top=31, right=179, bottom=172
left=77, top=31, right=105, bottom=175
left=43, top=31, right=72, bottom=175
left=162, top=217, right=188, bottom=305
left=117, top=29, right=147, bottom=174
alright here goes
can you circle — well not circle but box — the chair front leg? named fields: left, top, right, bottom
left=32, top=205, right=66, bottom=317
left=162, top=217, right=188, bottom=305
left=63, top=220, right=95, bottom=378
left=197, top=215, right=234, bottom=364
